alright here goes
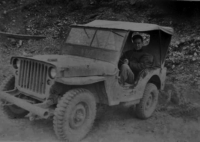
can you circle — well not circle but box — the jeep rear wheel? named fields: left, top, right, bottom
left=135, top=83, right=158, bottom=119
left=53, top=88, right=96, bottom=142
left=0, top=75, right=28, bottom=119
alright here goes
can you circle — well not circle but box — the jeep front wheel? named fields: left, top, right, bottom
left=135, top=83, right=158, bottom=119
left=53, top=88, right=96, bottom=142
left=0, top=75, right=28, bottom=119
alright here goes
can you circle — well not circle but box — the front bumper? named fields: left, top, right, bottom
left=0, top=90, right=50, bottom=118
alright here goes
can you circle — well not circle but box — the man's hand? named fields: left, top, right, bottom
left=124, top=59, right=129, bottom=64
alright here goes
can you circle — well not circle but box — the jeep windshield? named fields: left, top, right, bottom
left=66, top=27, right=126, bottom=51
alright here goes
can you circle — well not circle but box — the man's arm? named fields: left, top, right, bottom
left=129, top=53, right=154, bottom=73
left=118, top=51, right=130, bottom=68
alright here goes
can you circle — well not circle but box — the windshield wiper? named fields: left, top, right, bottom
left=111, top=30, right=124, bottom=37
left=84, top=28, right=90, bottom=38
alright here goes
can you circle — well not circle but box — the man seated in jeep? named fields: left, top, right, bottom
left=119, top=34, right=154, bottom=85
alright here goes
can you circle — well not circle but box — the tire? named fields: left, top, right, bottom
left=135, top=83, right=158, bottom=119
left=53, top=88, right=96, bottom=142
left=0, top=75, right=28, bottom=119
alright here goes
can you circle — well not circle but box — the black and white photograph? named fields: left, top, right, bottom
left=0, top=0, right=199, bottom=142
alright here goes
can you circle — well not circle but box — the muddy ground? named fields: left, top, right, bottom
left=0, top=0, right=200, bottom=142
left=0, top=100, right=200, bottom=142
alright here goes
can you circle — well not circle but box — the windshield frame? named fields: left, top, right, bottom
left=65, top=27, right=127, bottom=51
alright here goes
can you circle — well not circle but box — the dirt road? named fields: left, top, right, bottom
left=0, top=104, right=199, bottom=142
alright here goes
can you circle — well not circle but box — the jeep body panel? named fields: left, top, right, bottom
left=56, top=76, right=105, bottom=85
left=10, top=54, right=116, bottom=100
left=104, top=67, right=165, bottom=105
left=18, top=55, right=118, bottom=77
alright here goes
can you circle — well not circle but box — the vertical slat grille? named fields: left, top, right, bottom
left=39, top=64, right=43, bottom=94
left=18, top=59, right=48, bottom=94
left=43, top=66, right=48, bottom=94
left=35, top=63, right=39, bottom=92
left=25, top=60, right=30, bottom=89
left=30, top=61, right=33, bottom=90
left=23, top=60, right=27, bottom=87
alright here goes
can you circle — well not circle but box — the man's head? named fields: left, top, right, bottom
left=132, top=34, right=143, bottom=50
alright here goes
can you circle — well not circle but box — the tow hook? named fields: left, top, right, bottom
left=26, top=113, right=40, bottom=121
left=29, top=114, right=37, bottom=121
left=27, top=100, right=55, bottom=121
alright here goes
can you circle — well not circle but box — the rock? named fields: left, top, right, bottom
left=192, top=57, right=196, bottom=61
left=19, top=40, right=23, bottom=46
left=10, top=38, right=17, bottom=45
left=175, top=41, right=180, bottom=45
left=3, top=10, right=7, bottom=14
left=180, top=38, right=186, bottom=43
left=159, top=90, right=172, bottom=106
left=164, top=83, right=186, bottom=105
left=166, top=90, right=172, bottom=103
left=22, top=51, right=28, bottom=56
left=130, top=0, right=138, bottom=5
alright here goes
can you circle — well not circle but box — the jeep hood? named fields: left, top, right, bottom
left=21, top=55, right=118, bottom=77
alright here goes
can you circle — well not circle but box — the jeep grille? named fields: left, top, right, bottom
left=18, top=59, right=49, bottom=94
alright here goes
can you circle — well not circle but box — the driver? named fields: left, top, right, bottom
left=119, top=34, right=154, bottom=85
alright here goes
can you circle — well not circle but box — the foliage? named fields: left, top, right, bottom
left=22, top=37, right=61, bottom=55
left=165, top=38, right=200, bottom=70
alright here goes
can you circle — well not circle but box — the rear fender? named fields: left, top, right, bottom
left=132, top=68, right=162, bottom=100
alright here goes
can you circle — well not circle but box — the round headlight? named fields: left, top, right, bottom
left=16, top=60, right=20, bottom=68
left=13, top=59, right=20, bottom=69
left=49, top=67, right=56, bottom=79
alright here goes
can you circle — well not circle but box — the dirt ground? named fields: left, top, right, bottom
left=0, top=103, right=200, bottom=142
left=0, top=0, right=200, bottom=142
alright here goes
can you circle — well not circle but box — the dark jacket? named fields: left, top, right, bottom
left=119, top=49, right=154, bottom=74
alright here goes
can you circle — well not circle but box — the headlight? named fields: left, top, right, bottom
left=16, top=60, right=20, bottom=68
left=49, top=67, right=56, bottom=79
left=13, top=59, right=20, bottom=69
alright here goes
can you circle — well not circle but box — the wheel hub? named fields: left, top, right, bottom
left=69, top=103, right=88, bottom=129
left=145, top=94, right=153, bottom=110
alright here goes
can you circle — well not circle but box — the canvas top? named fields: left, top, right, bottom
left=73, top=20, right=174, bottom=35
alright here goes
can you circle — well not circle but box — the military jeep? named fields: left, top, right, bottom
left=0, top=20, right=173, bottom=142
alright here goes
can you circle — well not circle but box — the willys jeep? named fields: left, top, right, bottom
left=0, top=20, right=173, bottom=142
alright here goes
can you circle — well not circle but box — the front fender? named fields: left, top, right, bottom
left=56, top=76, right=105, bottom=85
